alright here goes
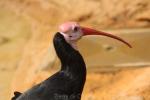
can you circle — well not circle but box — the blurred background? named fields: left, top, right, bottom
left=0, top=0, right=150, bottom=100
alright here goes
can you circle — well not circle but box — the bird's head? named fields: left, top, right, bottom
left=59, top=22, right=132, bottom=49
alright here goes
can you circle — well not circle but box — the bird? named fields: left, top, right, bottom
left=11, top=22, right=131, bottom=100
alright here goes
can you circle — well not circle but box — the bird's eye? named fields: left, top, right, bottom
left=73, top=26, right=79, bottom=32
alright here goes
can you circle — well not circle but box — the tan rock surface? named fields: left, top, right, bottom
left=0, top=4, right=32, bottom=100
left=0, top=0, right=150, bottom=100
left=3, top=0, right=150, bottom=28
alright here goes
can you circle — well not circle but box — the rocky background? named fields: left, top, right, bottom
left=0, top=0, right=150, bottom=100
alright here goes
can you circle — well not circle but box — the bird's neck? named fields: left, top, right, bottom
left=53, top=32, right=86, bottom=76
left=53, top=32, right=86, bottom=95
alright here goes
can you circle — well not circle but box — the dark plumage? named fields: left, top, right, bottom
left=12, top=32, right=86, bottom=100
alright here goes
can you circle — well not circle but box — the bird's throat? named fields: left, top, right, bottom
left=68, top=41, right=78, bottom=50
left=60, top=32, right=78, bottom=50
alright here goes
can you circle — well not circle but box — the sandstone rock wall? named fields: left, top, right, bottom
left=0, top=0, right=150, bottom=100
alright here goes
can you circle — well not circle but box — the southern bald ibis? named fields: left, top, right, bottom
left=12, top=22, right=131, bottom=100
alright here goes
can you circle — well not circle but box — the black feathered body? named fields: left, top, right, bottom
left=12, top=32, right=86, bottom=100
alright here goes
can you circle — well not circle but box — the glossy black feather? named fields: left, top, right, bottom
left=11, top=91, right=22, bottom=100
left=12, top=32, right=86, bottom=100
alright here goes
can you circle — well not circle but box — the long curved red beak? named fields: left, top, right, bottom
left=81, top=27, right=132, bottom=48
